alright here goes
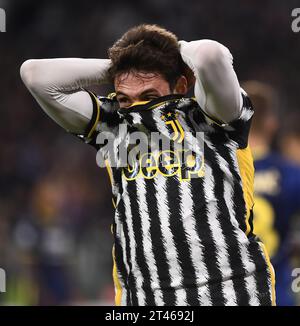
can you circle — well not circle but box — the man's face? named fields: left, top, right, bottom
left=114, top=71, right=173, bottom=109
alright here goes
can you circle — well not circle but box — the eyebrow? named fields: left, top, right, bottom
left=115, top=91, right=128, bottom=97
left=116, top=88, right=160, bottom=98
left=140, top=89, right=160, bottom=96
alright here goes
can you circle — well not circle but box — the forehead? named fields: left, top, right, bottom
left=114, top=71, right=168, bottom=97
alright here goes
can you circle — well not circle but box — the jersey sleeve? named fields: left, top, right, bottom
left=191, top=89, right=254, bottom=149
left=72, top=91, right=121, bottom=149
left=225, top=90, right=254, bottom=149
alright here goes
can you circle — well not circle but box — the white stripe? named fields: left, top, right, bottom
left=178, top=180, right=212, bottom=306
left=240, top=106, right=254, bottom=121
left=132, top=112, right=142, bottom=125
left=122, top=178, right=146, bottom=305
left=222, top=279, right=237, bottom=306
left=136, top=177, right=164, bottom=305
left=154, top=176, right=187, bottom=305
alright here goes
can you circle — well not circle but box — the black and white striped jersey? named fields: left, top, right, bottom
left=75, top=91, right=275, bottom=306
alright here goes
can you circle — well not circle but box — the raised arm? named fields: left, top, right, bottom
left=20, top=58, right=111, bottom=133
left=179, top=40, right=243, bottom=123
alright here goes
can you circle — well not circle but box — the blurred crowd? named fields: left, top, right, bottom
left=0, top=0, right=300, bottom=305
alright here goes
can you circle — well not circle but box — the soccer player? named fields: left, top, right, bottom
left=20, top=24, right=275, bottom=306
left=244, top=80, right=300, bottom=306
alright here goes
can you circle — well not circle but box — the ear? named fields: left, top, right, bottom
left=173, top=75, right=188, bottom=94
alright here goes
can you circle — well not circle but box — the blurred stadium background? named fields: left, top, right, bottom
left=0, top=0, right=300, bottom=305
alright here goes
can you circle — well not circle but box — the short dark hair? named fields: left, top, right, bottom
left=108, top=24, right=186, bottom=90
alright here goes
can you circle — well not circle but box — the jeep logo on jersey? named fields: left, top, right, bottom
left=0, top=8, right=6, bottom=32
left=122, top=149, right=205, bottom=181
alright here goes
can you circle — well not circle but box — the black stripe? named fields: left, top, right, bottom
left=189, top=174, right=224, bottom=305
left=113, top=232, right=129, bottom=305
left=227, top=94, right=254, bottom=149
left=198, top=107, right=226, bottom=126
left=166, top=176, right=200, bottom=305
left=146, top=179, right=177, bottom=305
left=221, top=146, right=249, bottom=234
left=247, top=209, right=255, bottom=238
left=97, top=96, right=122, bottom=127
left=247, top=239, right=272, bottom=306
left=84, top=91, right=99, bottom=138
left=209, top=142, right=251, bottom=305
left=126, top=180, right=156, bottom=306
left=116, top=199, right=137, bottom=305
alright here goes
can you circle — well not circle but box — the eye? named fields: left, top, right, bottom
left=117, top=97, right=131, bottom=107
left=142, top=94, right=159, bottom=101
left=117, top=97, right=128, bottom=103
